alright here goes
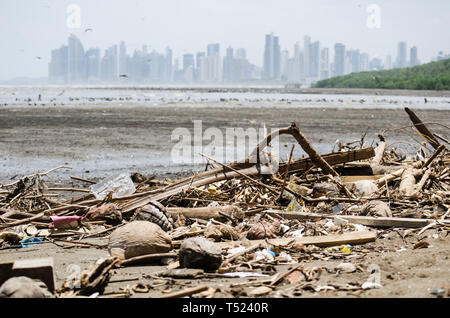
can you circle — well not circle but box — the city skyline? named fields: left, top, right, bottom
left=1, top=1, right=450, bottom=81
left=47, top=32, right=446, bottom=85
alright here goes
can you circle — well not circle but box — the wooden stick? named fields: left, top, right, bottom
left=423, top=144, right=446, bottom=168
left=217, top=231, right=377, bottom=249
left=277, top=145, right=295, bottom=202
left=70, top=176, right=97, bottom=184
left=257, top=211, right=449, bottom=228
left=159, top=285, right=209, bottom=298
left=198, top=152, right=280, bottom=196
left=404, top=107, right=440, bottom=149
left=46, top=187, right=91, bottom=193
left=119, top=253, right=178, bottom=267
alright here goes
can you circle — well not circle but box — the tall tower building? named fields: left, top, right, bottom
left=397, top=42, right=407, bottom=68
left=68, top=34, right=85, bottom=83
left=303, top=35, right=311, bottom=78
left=207, top=43, right=221, bottom=82
left=85, top=48, right=100, bottom=82
left=223, top=46, right=234, bottom=82
left=334, top=43, right=346, bottom=77
left=319, top=47, right=329, bottom=80
left=119, top=41, right=128, bottom=77
left=309, top=41, right=320, bottom=78
left=165, top=47, right=173, bottom=82
left=263, top=33, right=281, bottom=80
left=410, top=46, right=418, bottom=67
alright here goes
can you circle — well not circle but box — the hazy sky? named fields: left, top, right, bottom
left=0, top=0, right=449, bottom=80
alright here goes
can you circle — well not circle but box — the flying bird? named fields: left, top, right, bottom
left=35, top=56, right=42, bottom=60
left=119, top=74, right=128, bottom=78
left=85, top=28, right=93, bottom=32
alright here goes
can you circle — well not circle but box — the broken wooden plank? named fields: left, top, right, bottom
left=166, top=205, right=244, bottom=221
left=217, top=231, right=376, bottom=249
left=404, top=107, right=440, bottom=149
left=121, top=147, right=375, bottom=213
left=256, top=211, right=448, bottom=228
left=118, top=253, right=178, bottom=267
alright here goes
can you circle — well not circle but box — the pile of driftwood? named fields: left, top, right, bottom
left=0, top=107, right=449, bottom=298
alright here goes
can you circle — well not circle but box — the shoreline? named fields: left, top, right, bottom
left=1, top=85, right=450, bottom=98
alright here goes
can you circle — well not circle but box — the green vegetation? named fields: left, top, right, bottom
left=313, top=58, right=450, bottom=90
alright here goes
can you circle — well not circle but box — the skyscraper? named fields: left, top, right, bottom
left=85, top=48, right=100, bottom=82
left=348, top=49, right=360, bottom=73
left=223, top=46, right=234, bottom=82
left=165, top=47, right=173, bottom=82
left=119, top=41, right=127, bottom=76
left=410, top=46, right=418, bottom=67
left=48, top=45, right=68, bottom=84
left=309, top=41, right=320, bottom=78
left=360, top=53, right=369, bottom=72
left=319, top=47, right=329, bottom=80
left=263, top=33, right=281, bottom=80
left=207, top=43, right=221, bottom=82
left=68, top=34, right=85, bottom=83
left=334, top=43, right=346, bottom=77
left=396, top=41, right=407, bottom=68
left=303, top=35, right=311, bottom=78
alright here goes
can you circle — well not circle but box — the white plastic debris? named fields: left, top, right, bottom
left=278, top=251, right=293, bottom=262
left=254, top=249, right=275, bottom=262
left=362, top=282, right=382, bottom=289
left=286, top=229, right=304, bottom=238
left=90, top=173, right=136, bottom=199
left=226, top=246, right=246, bottom=256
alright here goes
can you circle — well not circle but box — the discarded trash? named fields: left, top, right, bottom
left=49, top=216, right=82, bottom=229
left=178, top=237, right=223, bottom=271
left=362, top=281, right=382, bottom=289
left=108, top=221, right=172, bottom=260
left=20, top=237, right=42, bottom=248
left=90, top=173, right=136, bottom=199
left=0, top=276, right=53, bottom=298
left=86, top=203, right=122, bottom=225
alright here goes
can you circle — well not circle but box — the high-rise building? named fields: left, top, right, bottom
left=100, top=45, right=118, bottom=82
left=359, top=53, right=369, bottom=72
left=223, top=46, right=234, bottom=82
left=183, top=53, right=195, bottom=71
left=280, top=50, right=289, bottom=81
left=348, top=49, right=360, bottom=73
left=207, top=43, right=221, bottom=82
left=85, top=48, right=100, bottom=82
left=165, top=47, right=173, bottom=82
left=396, top=41, right=407, bottom=68
left=303, top=35, right=311, bottom=78
left=319, top=47, right=329, bottom=80
left=385, top=55, right=392, bottom=70
left=48, top=45, right=68, bottom=83
left=68, top=34, right=85, bottom=83
left=410, top=46, right=418, bottom=67
left=235, top=48, right=246, bottom=60
left=119, top=41, right=128, bottom=77
left=195, top=52, right=206, bottom=81
left=263, top=33, right=281, bottom=80
left=334, top=43, right=346, bottom=77
left=309, top=41, right=320, bottom=78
